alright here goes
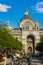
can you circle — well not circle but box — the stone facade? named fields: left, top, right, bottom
left=11, top=9, right=43, bottom=53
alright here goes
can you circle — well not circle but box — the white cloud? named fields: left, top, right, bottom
left=32, top=1, right=43, bottom=13
left=0, top=4, right=11, bottom=12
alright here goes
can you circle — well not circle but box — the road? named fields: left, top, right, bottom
left=32, top=55, right=43, bottom=65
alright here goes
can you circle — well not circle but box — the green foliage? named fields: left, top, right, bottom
left=40, top=35, right=43, bottom=43
left=0, top=25, right=22, bottom=51
left=13, top=38, right=22, bottom=51
left=36, top=35, right=43, bottom=52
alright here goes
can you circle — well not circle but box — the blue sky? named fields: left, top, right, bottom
left=0, top=0, right=43, bottom=28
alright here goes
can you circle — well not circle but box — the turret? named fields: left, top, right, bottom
left=24, top=9, right=28, bottom=15
left=6, top=20, right=10, bottom=28
left=35, top=20, right=39, bottom=30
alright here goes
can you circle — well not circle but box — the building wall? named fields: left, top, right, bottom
left=11, top=10, right=43, bottom=53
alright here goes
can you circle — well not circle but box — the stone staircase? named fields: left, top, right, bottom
left=32, top=58, right=43, bottom=65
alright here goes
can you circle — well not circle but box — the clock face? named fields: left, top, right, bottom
left=24, top=21, right=31, bottom=27
left=25, top=22, right=30, bottom=26
left=22, top=21, right=31, bottom=29
left=20, top=21, right=33, bottom=29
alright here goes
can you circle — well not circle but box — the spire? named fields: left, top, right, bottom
left=6, top=20, right=10, bottom=28
left=35, top=19, right=39, bottom=30
left=36, top=19, right=38, bottom=23
left=24, top=9, right=28, bottom=15
left=36, top=19, right=39, bottom=26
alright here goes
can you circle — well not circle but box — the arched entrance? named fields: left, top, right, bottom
left=27, top=35, right=35, bottom=53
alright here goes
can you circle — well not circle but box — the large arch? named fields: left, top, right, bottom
left=27, top=35, right=35, bottom=53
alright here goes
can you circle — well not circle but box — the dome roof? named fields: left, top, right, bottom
left=20, top=15, right=33, bottom=22
left=19, top=9, right=33, bottom=23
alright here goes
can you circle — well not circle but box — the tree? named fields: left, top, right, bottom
left=36, top=35, right=43, bottom=52
left=14, top=38, right=22, bottom=51
left=40, top=35, right=43, bottom=43
left=0, top=24, right=22, bottom=51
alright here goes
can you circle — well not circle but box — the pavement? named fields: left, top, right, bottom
left=0, top=56, right=43, bottom=65
left=32, top=58, right=43, bottom=65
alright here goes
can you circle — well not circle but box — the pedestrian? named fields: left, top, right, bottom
left=3, top=50, right=7, bottom=65
left=26, top=47, right=32, bottom=65
left=8, top=50, right=13, bottom=65
left=0, top=50, right=3, bottom=62
left=13, top=53, right=16, bottom=60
